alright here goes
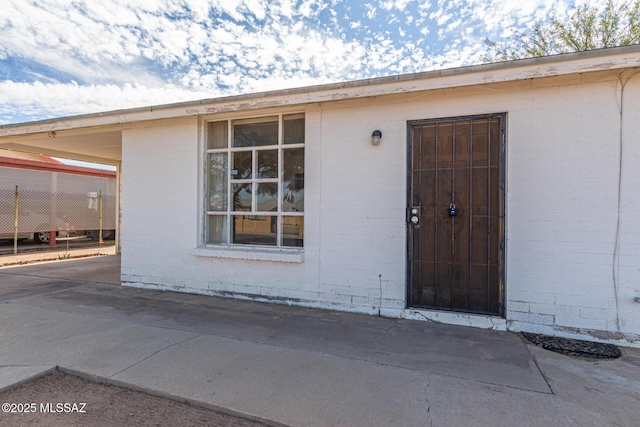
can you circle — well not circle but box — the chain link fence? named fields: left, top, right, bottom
left=0, top=186, right=116, bottom=255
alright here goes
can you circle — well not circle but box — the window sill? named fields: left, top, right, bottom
left=192, top=245, right=304, bottom=263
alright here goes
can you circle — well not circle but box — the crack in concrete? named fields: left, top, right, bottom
left=424, top=373, right=434, bottom=427
left=427, top=369, right=554, bottom=396
left=526, top=345, right=556, bottom=395
left=107, top=333, right=204, bottom=379
left=411, top=310, right=442, bottom=324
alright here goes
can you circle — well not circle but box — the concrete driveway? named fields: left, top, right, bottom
left=0, top=256, right=639, bottom=426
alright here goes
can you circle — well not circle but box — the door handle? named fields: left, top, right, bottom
left=407, top=207, right=420, bottom=225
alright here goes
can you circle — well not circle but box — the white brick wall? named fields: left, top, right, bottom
left=120, top=73, right=640, bottom=346
left=618, top=72, right=640, bottom=339
left=505, top=74, right=640, bottom=345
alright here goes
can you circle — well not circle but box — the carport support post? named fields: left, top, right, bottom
left=49, top=172, right=57, bottom=246
left=13, top=186, right=18, bottom=254
left=99, top=190, right=103, bottom=245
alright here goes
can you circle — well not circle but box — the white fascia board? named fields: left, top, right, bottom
left=1, top=46, right=640, bottom=137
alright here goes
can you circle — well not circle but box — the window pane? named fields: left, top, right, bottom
left=208, top=121, right=228, bottom=149
left=257, top=183, right=278, bottom=211
left=232, top=215, right=276, bottom=246
left=257, top=149, right=278, bottom=178
left=282, top=216, right=303, bottom=247
left=284, top=114, right=305, bottom=145
left=205, top=114, right=305, bottom=248
left=282, top=148, right=304, bottom=212
left=233, top=118, right=278, bottom=147
left=207, top=153, right=227, bottom=211
left=233, top=183, right=252, bottom=211
left=232, top=151, right=252, bottom=180
left=207, top=215, right=228, bottom=244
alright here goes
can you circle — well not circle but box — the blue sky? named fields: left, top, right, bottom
left=0, top=0, right=578, bottom=125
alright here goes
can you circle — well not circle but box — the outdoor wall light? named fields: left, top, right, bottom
left=371, top=130, right=382, bottom=146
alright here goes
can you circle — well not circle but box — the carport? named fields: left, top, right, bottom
left=0, top=117, right=123, bottom=254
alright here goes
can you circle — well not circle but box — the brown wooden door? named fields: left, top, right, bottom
left=407, top=114, right=505, bottom=316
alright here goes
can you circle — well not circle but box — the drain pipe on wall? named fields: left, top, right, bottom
left=378, top=274, right=383, bottom=317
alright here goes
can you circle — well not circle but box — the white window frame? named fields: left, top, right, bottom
left=203, top=113, right=305, bottom=250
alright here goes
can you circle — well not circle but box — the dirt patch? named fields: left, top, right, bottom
left=0, top=370, right=271, bottom=427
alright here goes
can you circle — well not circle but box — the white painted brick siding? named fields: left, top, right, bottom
left=120, top=73, right=640, bottom=346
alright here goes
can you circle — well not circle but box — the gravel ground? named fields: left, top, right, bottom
left=0, top=371, right=270, bottom=427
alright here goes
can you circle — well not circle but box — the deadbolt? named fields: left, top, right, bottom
left=407, top=206, right=420, bottom=225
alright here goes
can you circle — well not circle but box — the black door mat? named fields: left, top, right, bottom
left=522, top=332, right=622, bottom=360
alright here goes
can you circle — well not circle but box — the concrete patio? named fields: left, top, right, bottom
left=0, top=256, right=638, bottom=426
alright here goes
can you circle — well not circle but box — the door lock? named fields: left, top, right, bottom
left=448, top=203, right=458, bottom=217
left=407, top=207, right=420, bottom=225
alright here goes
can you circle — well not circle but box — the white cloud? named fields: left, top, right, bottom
left=379, top=0, right=414, bottom=11
left=364, top=4, right=377, bottom=19
left=0, top=0, right=579, bottom=124
left=0, top=80, right=214, bottom=124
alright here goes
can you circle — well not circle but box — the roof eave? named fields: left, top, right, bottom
left=1, top=45, right=640, bottom=136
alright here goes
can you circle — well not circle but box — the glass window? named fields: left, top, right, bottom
left=281, top=216, right=303, bottom=247
left=206, top=114, right=304, bottom=247
left=208, top=121, right=228, bottom=149
left=284, top=114, right=304, bottom=145
left=207, top=153, right=227, bottom=211
left=232, top=151, right=252, bottom=180
left=282, top=148, right=304, bottom=212
left=232, top=215, right=276, bottom=246
left=207, top=215, right=228, bottom=244
left=257, top=183, right=278, bottom=211
left=233, top=117, right=278, bottom=147
left=257, top=150, right=278, bottom=178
